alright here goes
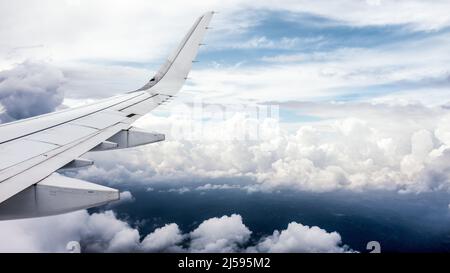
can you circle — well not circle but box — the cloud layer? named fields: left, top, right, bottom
left=0, top=211, right=352, bottom=253
left=70, top=101, right=450, bottom=194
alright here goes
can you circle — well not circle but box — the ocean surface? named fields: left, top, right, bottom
left=90, top=183, right=450, bottom=253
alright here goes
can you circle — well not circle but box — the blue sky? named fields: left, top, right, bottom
left=200, top=10, right=450, bottom=105
left=2, top=1, right=450, bottom=106
left=202, top=11, right=446, bottom=64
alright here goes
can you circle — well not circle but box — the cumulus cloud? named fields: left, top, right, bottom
left=189, top=214, right=252, bottom=253
left=0, top=210, right=138, bottom=252
left=119, top=191, right=135, bottom=202
left=71, top=101, right=450, bottom=194
left=106, top=191, right=135, bottom=208
left=0, top=61, right=64, bottom=121
left=249, top=222, right=353, bottom=253
left=0, top=211, right=351, bottom=253
left=141, top=223, right=185, bottom=252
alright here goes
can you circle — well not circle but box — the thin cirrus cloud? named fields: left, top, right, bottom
left=191, top=32, right=450, bottom=105
left=0, top=211, right=353, bottom=253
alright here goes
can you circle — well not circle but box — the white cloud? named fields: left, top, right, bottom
left=106, top=191, right=135, bottom=208
left=141, top=223, right=185, bottom=252
left=78, top=210, right=140, bottom=252
left=189, top=214, right=251, bottom=253
left=0, top=61, right=65, bottom=121
left=119, top=191, right=134, bottom=202
left=227, top=36, right=316, bottom=50
left=0, top=211, right=352, bottom=253
left=70, top=101, right=450, bottom=194
left=434, top=113, right=450, bottom=146
left=249, top=222, right=354, bottom=253
left=167, top=187, right=191, bottom=194
left=196, top=184, right=241, bottom=191
left=0, top=210, right=139, bottom=252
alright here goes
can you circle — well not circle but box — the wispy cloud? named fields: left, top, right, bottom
left=224, top=36, right=324, bottom=50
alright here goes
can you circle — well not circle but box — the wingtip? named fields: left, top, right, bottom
left=133, top=11, right=214, bottom=94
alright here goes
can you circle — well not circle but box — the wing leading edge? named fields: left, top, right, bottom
left=0, top=12, right=214, bottom=220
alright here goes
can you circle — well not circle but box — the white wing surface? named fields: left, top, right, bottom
left=0, top=12, right=214, bottom=220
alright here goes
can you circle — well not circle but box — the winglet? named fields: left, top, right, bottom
left=134, top=11, right=214, bottom=95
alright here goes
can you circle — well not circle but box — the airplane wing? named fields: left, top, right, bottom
left=0, top=11, right=214, bottom=220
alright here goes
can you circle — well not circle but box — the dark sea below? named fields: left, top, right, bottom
left=90, top=184, right=450, bottom=253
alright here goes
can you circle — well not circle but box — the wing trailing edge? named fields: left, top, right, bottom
left=0, top=173, right=119, bottom=220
